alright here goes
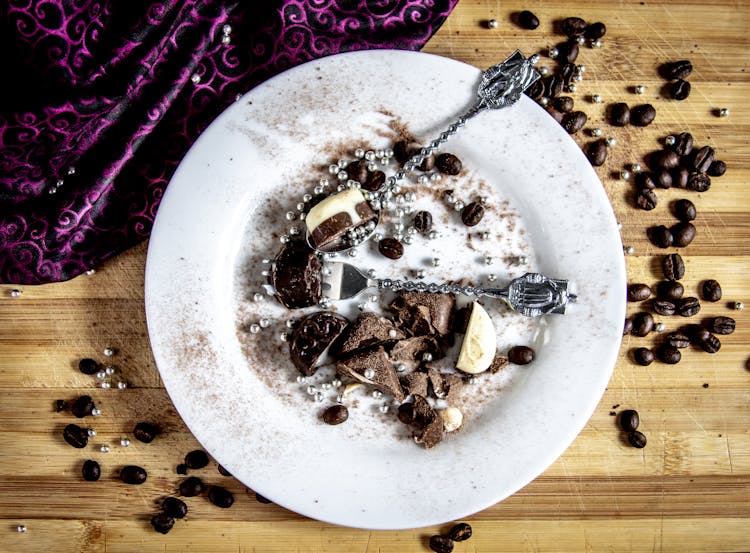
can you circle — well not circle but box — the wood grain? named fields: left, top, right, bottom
left=1, top=1, right=749, bottom=551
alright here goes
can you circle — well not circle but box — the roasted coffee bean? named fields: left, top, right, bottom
left=419, top=154, right=435, bottom=172
left=71, top=395, right=95, bottom=418
left=662, top=253, right=685, bottom=280
left=133, top=422, right=159, bottom=443
left=688, top=326, right=711, bottom=345
left=546, top=106, right=565, bottom=124
left=657, top=280, right=684, bottom=301
left=673, top=199, right=696, bottom=221
left=631, top=104, right=656, bottom=126
left=208, top=486, right=235, bottom=508
left=321, top=404, right=349, bottom=425
left=587, top=139, right=608, bottom=166
left=562, top=110, right=587, bottom=134
left=619, top=409, right=640, bottom=432
left=518, top=10, right=540, bottom=29
left=184, top=449, right=209, bottom=469
left=150, top=514, right=175, bottom=534
left=162, top=497, right=188, bottom=518
left=179, top=476, right=205, bottom=497
left=710, top=316, right=735, bottom=335
left=707, top=160, right=726, bottom=177
left=690, top=146, right=715, bottom=173
left=255, top=492, right=272, bottom=504
left=176, top=464, right=188, bottom=475
left=698, top=332, right=721, bottom=353
left=585, top=21, right=607, bottom=39
left=120, top=465, right=148, bottom=485
left=623, top=318, right=633, bottom=336
left=526, top=79, right=545, bottom=100
left=363, top=170, right=385, bottom=192
left=686, top=172, right=711, bottom=192
left=628, top=430, right=648, bottom=448
left=560, top=63, right=576, bottom=84
left=670, top=221, right=696, bottom=247
left=63, top=423, right=89, bottom=448
left=652, top=149, right=681, bottom=170
left=670, top=132, right=694, bottom=156
left=55, top=399, right=68, bottom=412
left=701, top=279, right=722, bottom=302
left=553, top=96, right=575, bottom=112
left=561, top=16, right=587, bottom=37
left=652, top=299, right=676, bottom=316
left=448, top=522, right=473, bottom=542
left=633, top=347, right=655, bottom=366
left=627, top=283, right=652, bottom=302
left=508, top=345, right=535, bottom=365
left=672, top=166, right=689, bottom=189
left=677, top=297, right=701, bottom=317
left=662, top=59, right=693, bottom=80
left=82, top=460, right=101, bottom=482
left=346, top=159, right=369, bottom=184
left=543, top=74, right=564, bottom=98
left=657, top=345, right=681, bottom=364
left=429, top=535, right=455, bottom=553
left=648, top=225, right=673, bottom=248
left=78, top=358, right=99, bottom=375
left=669, top=79, right=691, bottom=100
left=635, top=172, right=656, bottom=190
left=217, top=465, right=232, bottom=477
left=393, top=140, right=411, bottom=163
left=665, top=332, right=691, bottom=349
left=610, top=102, right=631, bottom=126
left=654, top=170, right=673, bottom=189
left=635, top=188, right=658, bottom=211
left=436, top=153, right=462, bottom=175
left=557, top=40, right=579, bottom=63
left=461, top=202, right=485, bottom=226
left=378, top=237, right=404, bottom=259
left=631, top=312, right=654, bottom=337
left=413, top=210, right=433, bottom=233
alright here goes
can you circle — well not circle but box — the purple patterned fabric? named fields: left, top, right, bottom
left=0, top=0, right=457, bottom=284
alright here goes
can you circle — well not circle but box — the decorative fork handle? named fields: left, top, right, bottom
left=378, top=278, right=495, bottom=297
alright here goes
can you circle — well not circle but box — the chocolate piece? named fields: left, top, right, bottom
left=290, top=311, right=349, bottom=376
left=336, top=346, right=404, bottom=402
left=390, top=336, right=442, bottom=371
left=408, top=395, right=445, bottom=449
left=270, top=240, right=322, bottom=309
left=390, top=291, right=455, bottom=339
left=400, top=372, right=429, bottom=398
left=305, top=187, right=377, bottom=250
left=335, top=312, right=404, bottom=356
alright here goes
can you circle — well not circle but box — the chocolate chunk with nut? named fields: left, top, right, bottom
left=270, top=240, right=322, bottom=308
left=290, top=311, right=349, bottom=376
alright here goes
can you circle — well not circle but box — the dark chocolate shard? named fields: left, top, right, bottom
left=289, top=311, right=349, bottom=376
left=389, top=335, right=442, bottom=372
left=400, top=371, right=429, bottom=398
left=336, top=346, right=405, bottom=402
left=270, top=240, right=322, bottom=309
left=335, top=312, right=404, bottom=356
left=390, top=291, right=455, bottom=338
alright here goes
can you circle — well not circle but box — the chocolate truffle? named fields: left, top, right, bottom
left=270, top=240, right=322, bottom=309
left=290, top=311, right=349, bottom=376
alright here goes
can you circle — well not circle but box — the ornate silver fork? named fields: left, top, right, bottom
left=321, top=262, right=576, bottom=317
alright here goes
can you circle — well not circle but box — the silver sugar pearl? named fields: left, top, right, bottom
left=487, top=274, right=497, bottom=282
left=549, top=47, right=559, bottom=59
left=278, top=331, right=288, bottom=341
left=620, top=169, right=631, bottom=180
left=417, top=175, right=429, bottom=185
left=480, top=231, right=491, bottom=240
left=487, top=18, right=499, bottom=29
left=416, top=269, right=425, bottom=279
left=428, top=230, right=437, bottom=240
left=279, top=235, right=290, bottom=244
left=253, top=292, right=264, bottom=302
left=337, top=170, right=348, bottom=181
left=734, top=301, right=744, bottom=310
left=336, top=394, right=344, bottom=404
left=101, top=381, right=110, bottom=389
left=100, top=445, right=110, bottom=453
left=388, top=329, right=399, bottom=339
left=422, top=352, right=433, bottom=362
left=259, top=318, right=270, bottom=328
left=539, top=66, right=550, bottom=76
left=355, top=148, right=365, bottom=158
left=655, top=322, right=666, bottom=333
left=314, top=392, right=324, bottom=402
left=347, top=249, right=358, bottom=258
left=9, top=289, right=21, bottom=298
left=364, top=151, right=376, bottom=161
left=719, top=107, right=730, bottom=117
left=369, top=294, right=378, bottom=303
left=328, top=164, right=339, bottom=174
left=332, top=379, right=342, bottom=387
left=120, top=437, right=130, bottom=447
left=288, top=226, right=300, bottom=236
left=591, top=128, right=603, bottom=137
left=431, top=257, right=440, bottom=267
left=285, top=211, right=295, bottom=220
left=306, top=385, right=317, bottom=395
left=567, top=83, right=577, bottom=93
left=635, top=84, right=646, bottom=94
left=85, top=269, right=95, bottom=275
left=539, top=97, right=549, bottom=106
left=576, top=35, right=586, bottom=44
left=337, top=159, right=348, bottom=168
left=517, top=255, right=528, bottom=265
left=372, top=390, right=383, bottom=399
left=591, top=39, right=603, bottom=48
left=222, top=24, right=232, bottom=35
left=453, top=200, right=465, bottom=211
left=91, top=408, right=101, bottom=416
left=529, top=54, right=540, bottom=64
left=403, top=235, right=413, bottom=245
left=572, top=73, right=583, bottom=82
left=104, top=366, right=114, bottom=376
left=379, top=404, right=390, bottom=413
left=624, top=245, right=635, bottom=255
left=221, top=35, right=231, bottom=45
left=87, top=428, right=97, bottom=437
left=606, top=137, right=617, bottom=147
left=357, top=302, right=367, bottom=311
left=576, top=64, right=586, bottom=73
left=250, top=323, right=260, bottom=334
left=117, top=381, right=127, bottom=390
left=296, top=375, right=306, bottom=383
left=429, top=172, right=441, bottom=182
left=484, top=255, right=493, bottom=265
left=364, top=369, right=375, bottom=379
left=631, top=163, right=643, bottom=174
left=591, top=94, right=603, bottom=104
left=190, top=73, right=201, bottom=84
left=321, top=383, right=331, bottom=390
left=17, top=525, right=26, bottom=533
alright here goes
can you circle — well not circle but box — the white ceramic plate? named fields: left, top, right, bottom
left=145, top=50, right=626, bottom=530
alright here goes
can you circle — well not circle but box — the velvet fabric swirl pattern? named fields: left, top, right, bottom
left=0, top=0, right=457, bottom=284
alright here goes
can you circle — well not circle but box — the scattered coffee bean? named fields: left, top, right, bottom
left=672, top=166, right=689, bottom=189
left=561, top=16, right=587, bottom=37
left=623, top=318, right=633, bottom=336
left=436, top=153, right=462, bottom=175
left=635, top=172, right=656, bottom=190
left=461, top=202, right=485, bottom=226
left=63, top=423, right=89, bottom=448
left=688, top=325, right=711, bottom=345
left=670, top=132, right=694, bottom=156
left=162, top=497, right=188, bottom=518
left=652, top=299, right=676, bottom=316
left=657, top=345, right=681, bottom=364
left=71, top=395, right=95, bottom=418
left=255, top=492, right=272, bottom=504
left=218, top=465, right=232, bottom=477
left=508, top=345, right=535, bottom=365
left=543, top=74, right=564, bottom=98
left=677, top=297, right=700, bottom=317
left=393, top=140, right=411, bottom=163
left=208, top=486, right=235, bottom=508
left=429, top=535, right=455, bottom=553
left=556, top=40, right=579, bottom=63
left=184, top=449, right=209, bottom=470
left=698, top=332, right=721, bottom=353
left=665, top=332, right=691, bottom=349
left=686, top=172, right=711, bottom=192
left=82, top=460, right=101, bottom=482
left=631, top=312, right=654, bottom=337
left=448, top=522, right=473, bottom=542
left=669, top=79, right=691, bottom=100
left=631, top=104, right=656, bottom=126
left=662, top=253, right=685, bottom=280
left=635, top=188, right=658, bottom=210
left=526, top=79, right=545, bottom=100
left=654, top=169, right=673, bottom=189
left=710, top=316, right=735, bottom=335
left=628, top=283, right=652, bottom=302
left=610, top=102, right=631, bottom=126
left=413, top=211, right=433, bottom=233
left=346, top=159, right=369, bottom=184
left=587, top=139, right=608, bottom=166
left=648, top=225, right=673, bottom=248
left=553, top=96, right=575, bottom=112
left=378, top=237, right=404, bottom=259
left=585, top=21, right=606, bottom=39
left=652, top=150, right=681, bottom=171
left=133, top=422, right=159, bottom=443
left=150, top=514, right=175, bottom=534
left=55, top=399, right=68, bottom=412
left=657, top=280, right=684, bottom=301
left=518, top=10, right=540, bottom=29
left=120, top=465, right=148, bottom=485
left=673, top=199, right=696, bottom=221
left=78, top=358, right=99, bottom=375
left=662, top=59, right=693, bottom=80
left=670, top=221, right=696, bottom=247
left=179, top=476, right=205, bottom=497
left=619, top=409, right=640, bottom=432
left=562, top=110, right=587, bottom=134
left=363, top=170, right=385, bottom=192
left=690, top=146, right=715, bottom=173
left=628, top=430, right=647, bottom=448
left=176, top=464, right=188, bottom=475
left=321, top=404, right=349, bottom=425
left=707, top=160, right=726, bottom=177
left=633, top=347, right=655, bottom=366
left=546, top=106, right=565, bottom=124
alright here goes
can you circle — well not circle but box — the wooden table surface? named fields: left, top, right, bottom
left=1, top=1, right=749, bottom=551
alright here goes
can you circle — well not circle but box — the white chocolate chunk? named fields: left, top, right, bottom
left=456, top=302, right=496, bottom=374
left=342, top=382, right=364, bottom=396
left=439, top=406, right=464, bottom=432
left=305, top=187, right=367, bottom=233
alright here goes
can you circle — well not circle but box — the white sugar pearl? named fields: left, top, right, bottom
left=487, top=18, right=498, bottom=29
left=99, top=445, right=110, bottom=453
left=87, top=428, right=97, bottom=437
left=549, top=47, right=559, bottom=59
left=592, top=94, right=603, bottom=103
left=364, top=369, right=375, bottom=379
left=606, top=137, right=617, bottom=147
left=17, top=525, right=26, bottom=533
left=190, top=73, right=201, bottom=84
left=379, top=404, right=390, bottom=413
left=104, top=366, right=115, bottom=376
left=719, top=108, right=730, bottom=117
left=734, top=301, right=744, bottom=310
left=591, top=128, right=603, bottom=137
left=117, top=381, right=127, bottom=390
left=120, top=438, right=130, bottom=447
left=635, top=85, right=646, bottom=94
left=91, top=408, right=101, bottom=416
left=624, top=246, right=635, bottom=255
left=101, top=381, right=110, bottom=389
left=10, top=289, right=22, bottom=298
left=655, top=323, right=666, bottom=333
